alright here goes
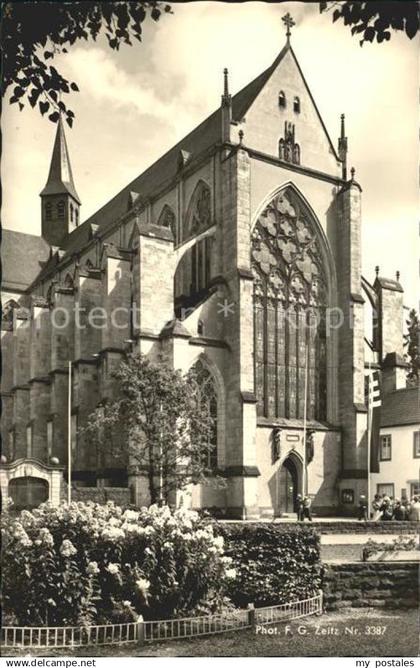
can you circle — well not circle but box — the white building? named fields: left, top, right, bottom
left=370, top=385, right=420, bottom=502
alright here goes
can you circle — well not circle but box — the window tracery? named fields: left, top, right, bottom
left=185, top=181, right=211, bottom=238
left=189, top=360, right=218, bottom=469
left=252, top=188, right=328, bottom=420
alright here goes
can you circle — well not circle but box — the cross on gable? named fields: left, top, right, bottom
left=282, top=12, right=295, bottom=39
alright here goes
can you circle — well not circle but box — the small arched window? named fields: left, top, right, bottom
left=293, top=144, right=301, bottom=165
left=57, top=200, right=65, bottom=219
left=197, top=319, right=204, bottom=336
left=293, top=96, right=300, bottom=113
left=278, top=91, right=286, bottom=109
left=45, top=202, right=52, bottom=221
left=75, top=209, right=79, bottom=226
left=70, top=204, right=74, bottom=222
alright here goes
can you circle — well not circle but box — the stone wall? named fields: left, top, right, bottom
left=221, top=520, right=419, bottom=534
left=323, top=561, right=419, bottom=610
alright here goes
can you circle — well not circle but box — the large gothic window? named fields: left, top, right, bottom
left=189, top=360, right=218, bottom=469
left=252, top=188, right=328, bottom=421
left=184, top=180, right=211, bottom=240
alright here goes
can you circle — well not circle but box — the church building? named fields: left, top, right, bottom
left=1, top=23, right=409, bottom=517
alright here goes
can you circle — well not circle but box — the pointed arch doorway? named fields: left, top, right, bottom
left=276, top=454, right=303, bottom=515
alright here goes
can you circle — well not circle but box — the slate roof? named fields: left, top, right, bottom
left=1, top=230, right=50, bottom=292
left=23, top=42, right=341, bottom=291
left=40, top=116, right=81, bottom=204
left=381, top=386, right=420, bottom=427
left=28, top=46, right=291, bottom=289
left=72, top=51, right=287, bottom=237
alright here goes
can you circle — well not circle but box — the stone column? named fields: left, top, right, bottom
left=49, top=369, right=69, bottom=466
left=336, top=179, right=367, bottom=508
left=132, top=224, right=175, bottom=337
left=374, top=275, right=405, bottom=360
left=1, top=322, right=14, bottom=459
left=101, top=245, right=132, bottom=350
left=12, top=309, right=31, bottom=458
left=29, top=378, right=50, bottom=461
left=220, top=146, right=259, bottom=518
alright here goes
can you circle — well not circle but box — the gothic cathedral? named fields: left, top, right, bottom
left=1, top=30, right=407, bottom=517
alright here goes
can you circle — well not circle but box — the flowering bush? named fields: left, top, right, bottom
left=1, top=502, right=233, bottom=626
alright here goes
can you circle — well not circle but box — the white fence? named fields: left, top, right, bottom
left=2, top=592, right=323, bottom=650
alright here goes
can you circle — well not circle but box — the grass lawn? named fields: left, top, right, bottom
left=4, top=608, right=418, bottom=658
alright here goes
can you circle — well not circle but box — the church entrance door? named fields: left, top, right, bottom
left=9, top=477, right=49, bottom=510
left=277, top=456, right=301, bottom=514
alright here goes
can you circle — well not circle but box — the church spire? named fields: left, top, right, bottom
left=40, top=116, right=81, bottom=247
left=40, top=115, right=80, bottom=204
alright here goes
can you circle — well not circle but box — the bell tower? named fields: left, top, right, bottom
left=40, top=116, right=81, bottom=247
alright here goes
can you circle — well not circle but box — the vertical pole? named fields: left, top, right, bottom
left=302, top=313, right=309, bottom=497
left=367, top=361, right=371, bottom=517
left=67, top=360, right=72, bottom=505
left=159, top=400, right=163, bottom=506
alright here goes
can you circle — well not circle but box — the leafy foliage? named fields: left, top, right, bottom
left=362, top=535, right=418, bottom=561
left=2, top=1, right=172, bottom=125
left=217, top=524, right=322, bottom=607
left=2, top=501, right=234, bottom=625
left=79, top=353, right=220, bottom=505
left=404, top=309, right=420, bottom=384
left=319, top=1, right=419, bottom=44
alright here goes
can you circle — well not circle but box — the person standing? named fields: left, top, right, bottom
left=303, top=495, right=312, bottom=522
left=372, top=493, right=382, bottom=521
left=408, top=496, right=420, bottom=521
left=358, top=494, right=368, bottom=521
left=381, top=497, right=394, bottom=521
left=295, top=494, right=304, bottom=522
left=393, top=500, right=407, bottom=521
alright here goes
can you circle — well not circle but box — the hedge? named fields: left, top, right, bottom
left=217, top=523, right=322, bottom=608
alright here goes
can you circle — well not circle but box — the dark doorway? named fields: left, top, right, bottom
left=9, top=477, right=49, bottom=510
left=277, top=456, right=300, bottom=514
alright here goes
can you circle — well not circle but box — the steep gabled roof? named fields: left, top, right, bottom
left=381, top=386, right=420, bottom=427
left=40, top=116, right=81, bottom=204
left=1, top=230, right=50, bottom=291
left=31, top=41, right=341, bottom=288
left=59, top=45, right=291, bottom=240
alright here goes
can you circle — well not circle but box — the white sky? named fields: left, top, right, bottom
left=2, top=1, right=419, bottom=309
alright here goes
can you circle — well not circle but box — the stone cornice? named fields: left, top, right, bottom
left=257, top=417, right=341, bottom=432
left=223, top=465, right=261, bottom=478
left=11, top=384, right=30, bottom=392
left=241, top=391, right=257, bottom=403
left=237, top=267, right=254, bottom=281
left=189, top=336, right=229, bottom=349
left=246, top=146, right=344, bottom=186
left=29, top=376, right=51, bottom=385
